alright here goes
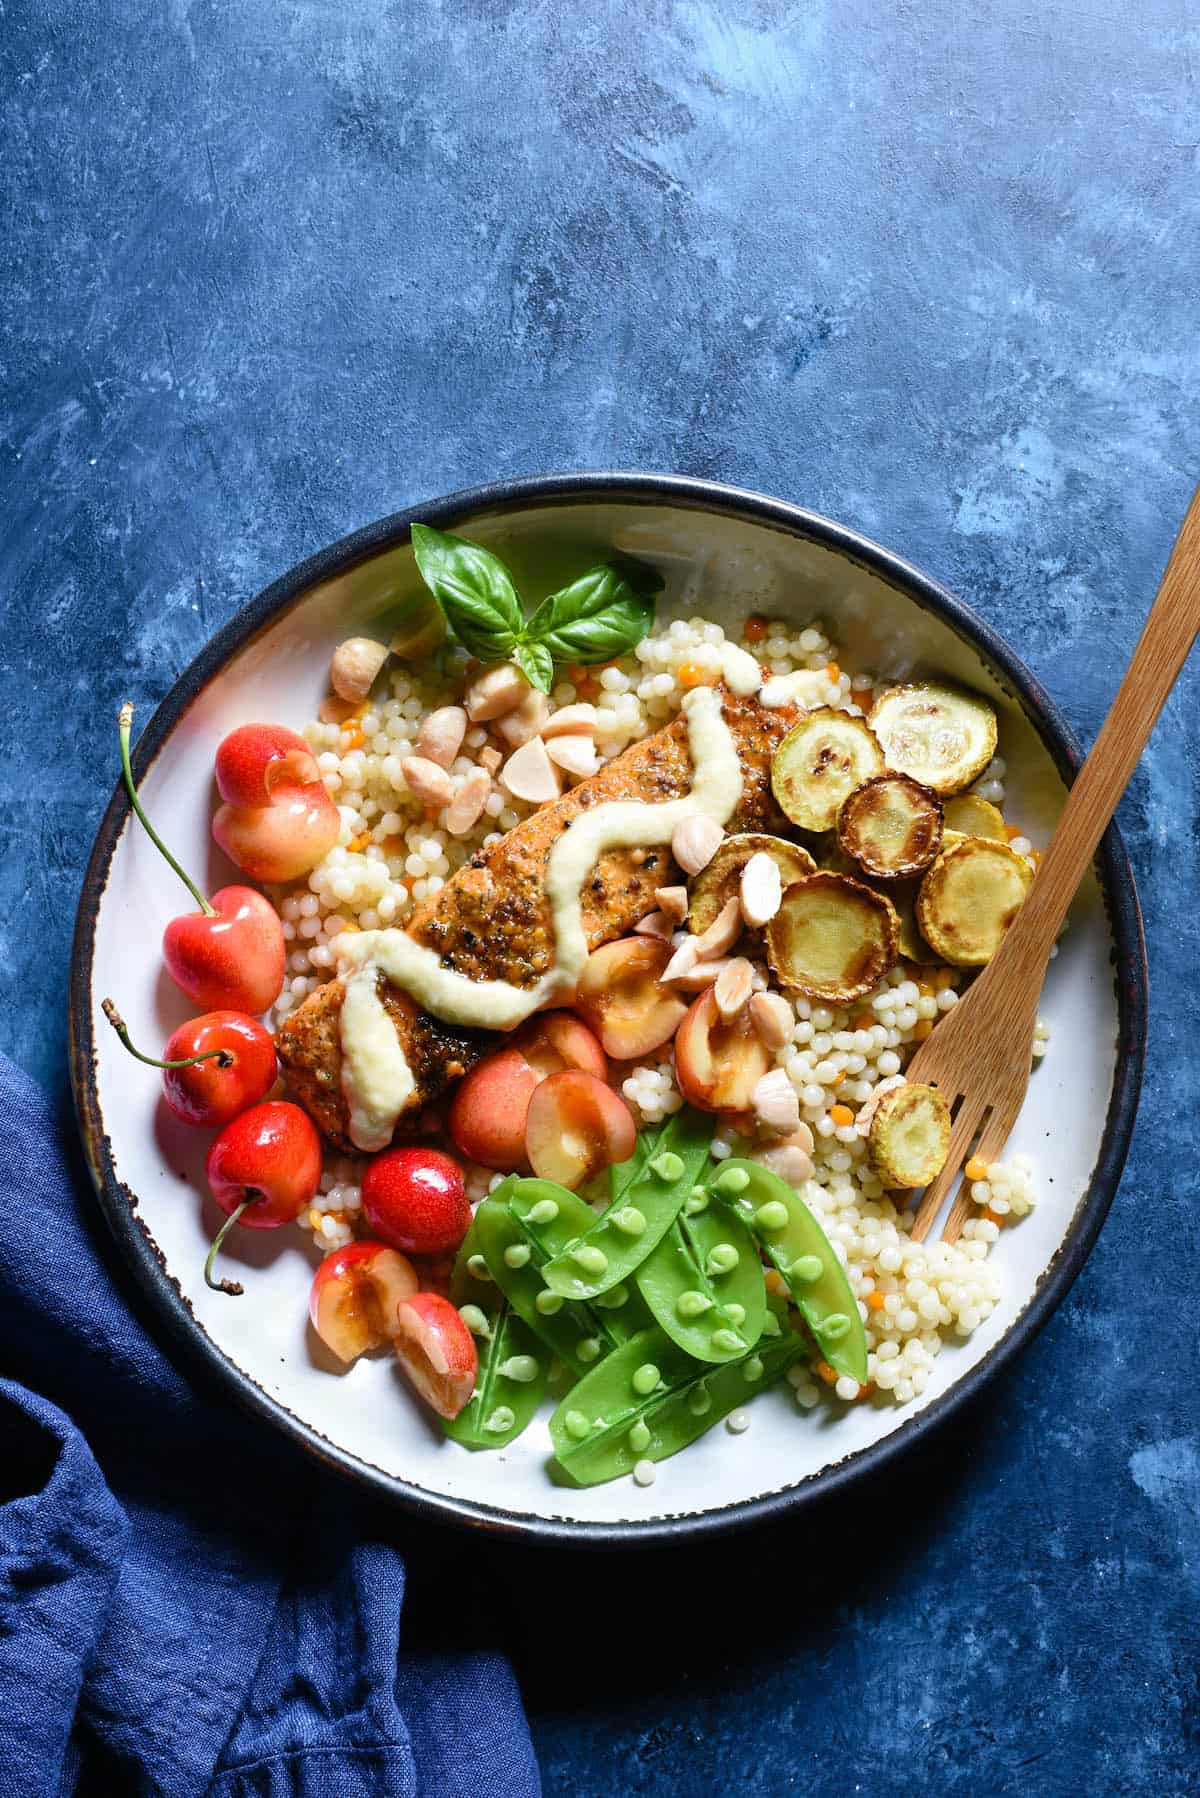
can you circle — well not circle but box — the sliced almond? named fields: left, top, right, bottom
left=500, top=737, right=562, bottom=805
left=749, top=991, right=794, bottom=1049
left=634, top=911, right=675, bottom=940
left=740, top=852, right=783, bottom=927
left=752, top=1068, right=801, bottom=1134
left=655, top=885, right=689, bottom=923
left=414, top=705, right=468, bottom=770
left=496, top=689, right=551, bottom=747
left=331, top=637, right=389, bottom=702
left=545, top=734, right=599, bottom=779
left=671, top=815, right=724, bottom=876
left=443, top=767, right=492, bottom=837
left=667, top=956, right=731, bottom=992
left=543, top=703, right=598, bottom=739
left=854, top=1074, right=907, bottom=1138
left=661, top=938, right=699, bottom=984
left=714, top=957, right=754, bottom=1020
left=465, top=664, right=529, bottom=722
left=400, top=755, right=455, bottom=807
left=691, top=896, right=742, bottom=959
left=480, top=746, right=502, bottom=774
left=760, top=1138, right=815, bottom=1187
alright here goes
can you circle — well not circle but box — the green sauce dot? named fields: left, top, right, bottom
left=535, top=1289, right=564, bottom=1315
left=631, top=1362, right=660, bottom=1395
left=789, top=1254, right=824, bottom=1285
left=573, top=1245, right=609, bottom=1276
left=457, top=1304, right=492, bottom=1337
left=466, top=1255, right=493, bottom=1281
left=706, top=1243, right=739, bottom=1276
left=820, top=1312, right=851, bottom=1341
left=687, top=1384, right=712, bottom=1416
left=612, top=1207, right=646, bottom=1237
left=649, top=1150, right=684, bottom=1182
left=743, top=1355, right=765, bottom=1382
left=498, top=1355, right=539, bottom=1383
left=484, top=1406, right=515, bottom=1434
left=503, top=1243, right=531, bottom=1269
left=676, top=1290, right=712, bottom=1320
left=577, top=1337, right=602, bottom=1363
left=715, top=1166, right=751, bottom=1194
left=685, top=1186, right=709, bottom=1214
left=594, top=1283, right=629, bottom=1310
left=564, top=1410, right=591, bottom=1440
left=527, top=1198, right=560, bottom=1225
left=628, top=1419, right=651, bottom=1453
left=725, top=1303, right=747, bottom=1327
left=755, top=1200, right=790, bottom=1233
left=711, top=1328, right=744, bottom=1354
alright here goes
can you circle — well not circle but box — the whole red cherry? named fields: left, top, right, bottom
left=361, top=1147, right=471, bottom=1257
left=102, top=1001, right=276, bottom=1127
left=204, top=1100, right=322, bottom=1294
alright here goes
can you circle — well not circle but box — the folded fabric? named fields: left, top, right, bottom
left=0, top=1055, right=540, bottom=1797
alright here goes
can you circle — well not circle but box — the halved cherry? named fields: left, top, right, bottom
left=524, top=1069, right=636, bottom=1190
left=448, top=1012, right=607, bottom=1171
left=309, top=1241, right=419, bottom=1364
left=393, top=1292, right=477, bottom=1419
left=675, top=987, right=772, bottom=1113
left=574, top=937, right=688, bottom=1060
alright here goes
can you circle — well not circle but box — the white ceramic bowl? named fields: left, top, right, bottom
left=70, top=475, right=1146, bottom=1545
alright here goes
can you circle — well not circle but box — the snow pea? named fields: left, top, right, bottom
left=711, top=1159, right=869, bottom=1383
left=540, top=1107, right=714, bottom=1301
left=475, top=1179, right=651, bottom=1376
left=441, top=1221, right=549, bottom=1450
left=635, top=1199, right=766, bottom=1363
left=608, top=1113, right=675, bottom=1204
left=550, top=1315, right=805, bottom=1486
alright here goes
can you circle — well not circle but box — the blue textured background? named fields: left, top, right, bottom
left=4, top=3, right=1198, bottom=1791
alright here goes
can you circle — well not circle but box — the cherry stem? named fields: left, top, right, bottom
left=102, top=999, right=234, bottom=1069
left=119, top=702, right=215, bottom=916
left=204, top=1196, right=257, bottom=1296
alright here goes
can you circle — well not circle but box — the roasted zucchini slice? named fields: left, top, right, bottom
left=888, top=877, right=941, bottom=964
left=837, top=774, right=943, bottom=879
left=770, top=708, right=885, bottom=833
left=942, top=793, right=1007, bottom=841
left=916, top=838, right=1033, bottom=966
left=867, top=1084, right=952, bottom=1187
left=688, top=832, right=817, bottom=934
left=869, top=683, right=998, bottom=796
left=766, top=872, right=899, bottom=1003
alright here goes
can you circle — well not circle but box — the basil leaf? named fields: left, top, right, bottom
left=410, top=524, right=524, bottom=661
left=524, top=560, right=661, bottom=666
left=512, top=639, right=554, bottom=693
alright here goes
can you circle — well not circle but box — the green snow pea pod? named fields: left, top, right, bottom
left=540, top=1108, right=714, bottom=1301
left=634, top=1198, right=766, bottom=1363
left=550, top=1317, right=805, bottom=1487
left=710, top=1159, right=868, bottom=1383
left=441, top=1222, right=549, bottom=1450
left=608, top=1113, right=686, bottom=1204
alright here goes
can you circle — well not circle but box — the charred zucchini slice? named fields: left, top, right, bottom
left=837, top=774, right=943, bottom=879
left=766, top=872, right=899, bottom=1003
left=942, top=793, right=1007, bottom=841
left=770, top=708, right=885, bottom=833
left=867, top=1084, right=952, bottom=1187
left=869, top=683, right=998, bottom=796
left=888, top=877, right=941, bottom=964
left=916, top=838, right=1033, bottom=966
left=688, top=833, right=817, bottom=934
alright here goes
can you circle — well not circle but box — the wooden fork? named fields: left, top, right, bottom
left=908, top=485, right=1200, bottom=1244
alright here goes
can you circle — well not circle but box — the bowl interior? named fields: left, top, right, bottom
left=76, top=486, right=1135, bottom=1539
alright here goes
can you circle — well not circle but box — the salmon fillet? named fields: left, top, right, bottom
left=275, top=688, right=796, bottom=1149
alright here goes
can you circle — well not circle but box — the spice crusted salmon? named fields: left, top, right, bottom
left=275, top=688, right=798, bottom=1150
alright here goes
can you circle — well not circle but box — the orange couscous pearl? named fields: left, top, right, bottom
left=965, top=1155, right=990, bottom=1182
left=829, top=1103, right=855, bottom=1127
left=742, top=615, right=770, bottom=643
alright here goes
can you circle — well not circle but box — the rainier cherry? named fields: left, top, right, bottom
left=309, top=1241, right=418, bottom=1364
left=102, top=1000, right=276, bottom=1128
left=204, top=1100, right=322, bottom=1294
left=393, top=1292, right=477, bottom=1419
left=361, top=1147, right=471, bottom=1257
left=212, top=723, right=340, bottom=883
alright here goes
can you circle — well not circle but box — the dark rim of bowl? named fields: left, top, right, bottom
left=68, top=471, right=1147, bottom=1548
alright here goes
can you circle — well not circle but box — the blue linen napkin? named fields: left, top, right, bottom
left=0, top=1054, right=541, bottom=1798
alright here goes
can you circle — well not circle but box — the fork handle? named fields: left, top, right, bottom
left=998, top=483, right=1200, bottom=970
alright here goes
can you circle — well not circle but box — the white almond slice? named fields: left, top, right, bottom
left=545, top=734, right=599, bottom=778
left=655, top=885, right=689, bottom=923
left=668, top=956, right=731, bottom=992
left=760, top=1136, right=815, bottom=1186
left=749, top=990, right=794, bottom=1049
left=496, top=689, right=551, bottom=747
left=633, top=910, right=675, bottom=940
left=480, top=746, right=502, bottom=774
left=691, top=896, right=742, bottom=959
left=752, top=1067, right=802, bottom=1134
left=443, top=767, right=492, bottom=836
left=542, top=703, right=598, bottom=739
left=714, top=957, right=754, bottom=1020
left=501, top=737, right=562, bottom=805
left=740, top=852, right=782, bottom=928
left=854, top=1073, right=907, bottom=1138
left=671, top=815, right=724, bottom=876
left=661, top=939, right=699, bottom=983
left=413, top=705, right=468, bottom=770
left=465, top=664, right=529, bottom=722
left=331, top=637, right=389, bottom=702
left=400, top=756, right=455, bottom=807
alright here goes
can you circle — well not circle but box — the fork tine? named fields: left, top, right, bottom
left=941, top=1113, right=1011, bottom=1245
left=908, top=1093, right=987, bottom=1243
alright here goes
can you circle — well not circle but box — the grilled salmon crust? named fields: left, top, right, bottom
left=275, top=688, right=797, bottom=1149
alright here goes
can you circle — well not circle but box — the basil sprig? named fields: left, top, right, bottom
left=410, top=524, right=661, bottom=693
